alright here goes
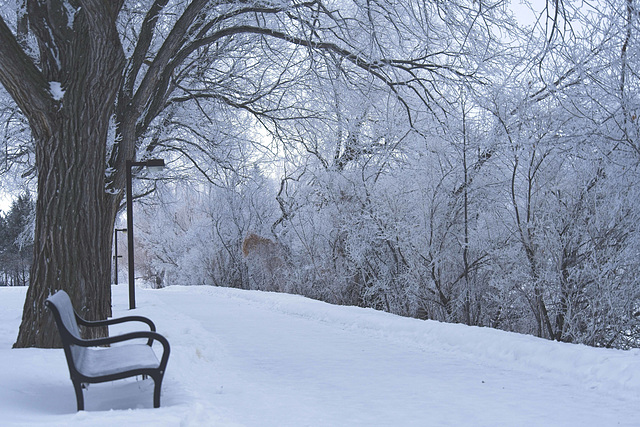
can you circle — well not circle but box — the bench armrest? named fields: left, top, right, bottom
left=76, top=315, right=156, bottom=330
left=76, top=315, right=156, bottom=345
left=79, top=330, right=166, bottom=348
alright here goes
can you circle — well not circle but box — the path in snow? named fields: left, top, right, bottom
left=149, top=286, right=640, bottom=427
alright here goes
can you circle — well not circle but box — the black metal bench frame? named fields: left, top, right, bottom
left=45, top=290, right=170, bottom=411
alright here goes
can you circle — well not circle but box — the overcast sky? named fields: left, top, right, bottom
left=0, top=194, right=10, bottom=214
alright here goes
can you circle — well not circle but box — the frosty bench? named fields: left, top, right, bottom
left=45, top=290, right=170, bottom=411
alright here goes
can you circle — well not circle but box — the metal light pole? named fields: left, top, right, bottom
left=125, top=158, right=165, bottom=309
left=113, top=228, right=127, bottom=285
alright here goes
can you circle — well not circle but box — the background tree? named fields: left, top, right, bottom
left=0, top=193, right=34, bottom=287
left=130, top=0, right=640, bottom=350
left=7, top=0, right=639, bottom=350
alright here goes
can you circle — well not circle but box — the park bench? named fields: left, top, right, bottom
left=45, top=290, right=170, bottom=411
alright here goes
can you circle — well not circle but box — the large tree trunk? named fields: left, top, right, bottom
left=1, top=1, right=126, bottom=348
left=15, top=129, right=115, bottom=347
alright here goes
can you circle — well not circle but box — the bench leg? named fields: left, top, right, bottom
left=73, top=380, right=85, bottom=411
left=151, top=374, right=163, bottom=408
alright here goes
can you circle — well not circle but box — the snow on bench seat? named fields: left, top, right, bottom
left=73, top=344, right=160, bottom=378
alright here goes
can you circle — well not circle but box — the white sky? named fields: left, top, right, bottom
left=0, top=193, right=10, bottom=214
left=511, top=0, right=545, bottom=27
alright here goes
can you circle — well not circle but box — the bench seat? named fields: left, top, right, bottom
left=74, top=344, right=161, bottom=378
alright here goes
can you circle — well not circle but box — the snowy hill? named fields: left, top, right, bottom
left=1, top=285, right=639, bottom=426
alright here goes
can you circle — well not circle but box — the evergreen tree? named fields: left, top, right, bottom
left=0, top=193, right=34, bottom=286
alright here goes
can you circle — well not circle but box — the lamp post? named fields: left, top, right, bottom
left=113, top=228, right=127, bottom=285
left=125, top=158, right=165, bottom=309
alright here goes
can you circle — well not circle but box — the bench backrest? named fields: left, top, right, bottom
left=46, top=290, right=81, bottom=338
left=45, top=290, right=85, bottom=370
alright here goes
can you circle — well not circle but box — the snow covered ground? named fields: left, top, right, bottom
left=1, top=284, right=639, bottom=426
